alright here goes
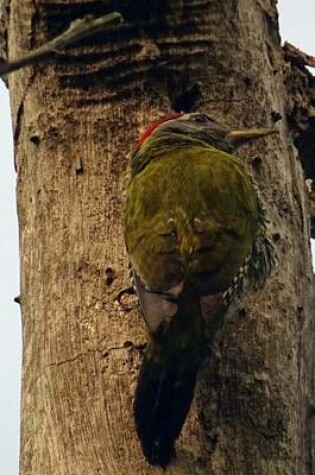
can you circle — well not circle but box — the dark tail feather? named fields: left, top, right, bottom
left=133, top=355, right=199, bottom=466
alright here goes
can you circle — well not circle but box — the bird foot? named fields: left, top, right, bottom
left=115, top=286, right=136, bottom=311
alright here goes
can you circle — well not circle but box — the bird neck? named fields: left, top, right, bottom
left=130, top=128, right=235, bottom=176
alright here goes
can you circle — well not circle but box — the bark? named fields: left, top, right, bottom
left=2, top=0, right=314, bottom=474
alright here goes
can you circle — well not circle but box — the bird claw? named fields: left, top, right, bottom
left=115, top=286, right=136, bottom=311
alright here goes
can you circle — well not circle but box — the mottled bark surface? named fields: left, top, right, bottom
left=1, top=0, right=314, bottom=474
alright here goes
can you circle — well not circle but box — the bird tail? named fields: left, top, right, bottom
left=133, top=351, right=200, bottom=466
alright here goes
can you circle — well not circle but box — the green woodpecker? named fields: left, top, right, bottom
left=124, top=112, right=277, bottom=466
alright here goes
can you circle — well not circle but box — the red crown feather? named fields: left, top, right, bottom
left=133, top=113, right=184, bottom=150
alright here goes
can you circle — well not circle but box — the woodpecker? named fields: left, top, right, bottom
left=124, top=112, right=277, bottom=466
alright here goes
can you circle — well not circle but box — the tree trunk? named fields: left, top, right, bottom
left=1, top=0, right=314, bottom=474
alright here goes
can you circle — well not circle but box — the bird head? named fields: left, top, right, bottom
left=134, top=112, right=278, bottom=154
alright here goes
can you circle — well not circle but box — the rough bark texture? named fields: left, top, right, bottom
left=2, top=0, right=314, bottom=474
left=282, top=45, right=315, bottom=238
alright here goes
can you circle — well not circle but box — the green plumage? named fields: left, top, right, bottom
left=124, top=113, right=276, bottom=466
left=126, top=145, right=258, bottom=293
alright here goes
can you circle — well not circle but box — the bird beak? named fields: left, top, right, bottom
left=227, top=127, right=278, bottom=145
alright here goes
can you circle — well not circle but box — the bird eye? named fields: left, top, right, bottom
left=193, top=114, right=210, bottom=124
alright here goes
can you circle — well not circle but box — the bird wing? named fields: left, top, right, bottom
left=125, top=146, right=275, bottom=332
